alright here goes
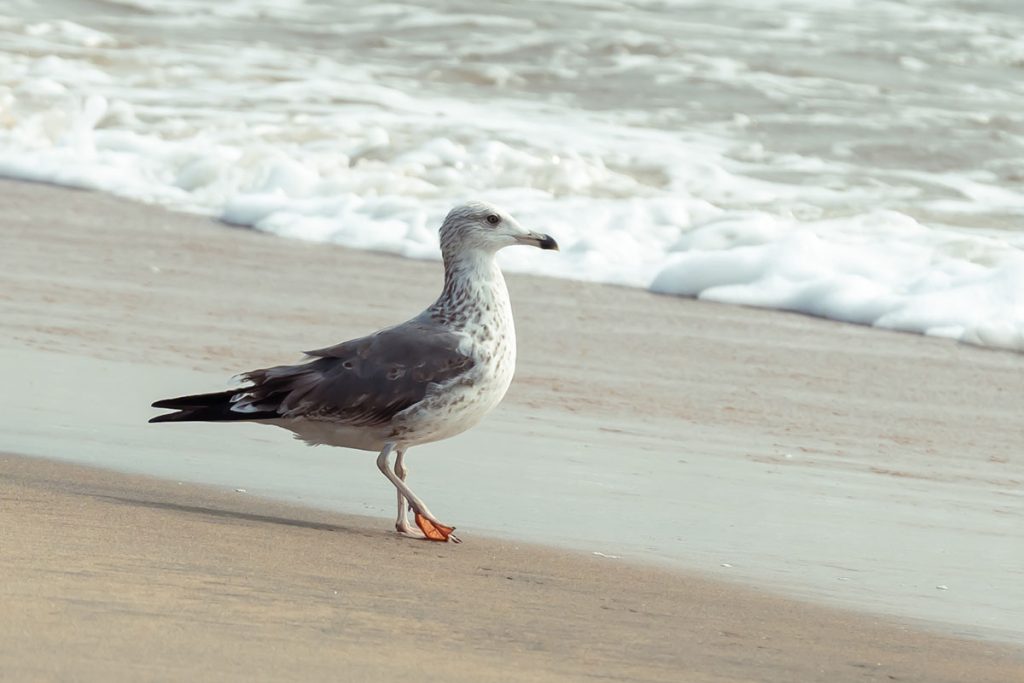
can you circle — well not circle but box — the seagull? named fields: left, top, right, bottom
left=149, top=201, right=558, bottom=543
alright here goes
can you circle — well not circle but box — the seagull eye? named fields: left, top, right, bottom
left=486, top=214, right=501, bottom=225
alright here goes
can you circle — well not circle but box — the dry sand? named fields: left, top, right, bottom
left=2, top=178, right=1024, bottom=680
left=3, top=453, right=1023, bottom=683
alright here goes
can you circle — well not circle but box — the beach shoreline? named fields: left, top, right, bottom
left=2, top=177, right=1024, bottom=673
left=3, top=451, right=1023, bottom=682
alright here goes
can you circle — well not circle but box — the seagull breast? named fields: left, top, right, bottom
left=393, top=252, right=517, bottom=445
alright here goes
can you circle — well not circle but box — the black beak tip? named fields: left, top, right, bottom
left=539, top=234, right=559, bottom=251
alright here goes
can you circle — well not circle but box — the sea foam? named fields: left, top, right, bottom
left=1, top=1, right=1023, bottom=350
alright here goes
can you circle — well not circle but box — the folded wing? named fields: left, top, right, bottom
left=150, top=320, right=474, bottom=426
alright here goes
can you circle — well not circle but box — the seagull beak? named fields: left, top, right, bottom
left=517, top=232, right=559, bottom=251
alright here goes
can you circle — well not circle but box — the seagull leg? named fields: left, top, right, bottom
left=393, top=448, right=424, bottom=538
left=376, top=443, right=460, bottom=543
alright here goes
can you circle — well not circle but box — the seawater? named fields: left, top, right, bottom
left=2, top=0, right=1023, bottom=348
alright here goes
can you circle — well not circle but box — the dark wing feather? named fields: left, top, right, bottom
left=151, top=320, right=474, bottom=427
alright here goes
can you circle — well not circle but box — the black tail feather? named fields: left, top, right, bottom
left=151, top=390, right=237, bottom=411
left=149, top=390, right=277, bottom=423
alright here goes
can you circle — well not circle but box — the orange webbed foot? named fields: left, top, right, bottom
left=415, top=512, right=461, bottom=543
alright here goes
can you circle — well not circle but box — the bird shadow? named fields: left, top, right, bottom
left=91, top=493, right=375, bottom=537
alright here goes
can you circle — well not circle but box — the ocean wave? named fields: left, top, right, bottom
left=2, top=0, right=1023, bottom=350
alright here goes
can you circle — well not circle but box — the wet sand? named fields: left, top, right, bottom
left=2, top=178, right=1024, bottom=677
left=3, top=453, right=1023, bottom=682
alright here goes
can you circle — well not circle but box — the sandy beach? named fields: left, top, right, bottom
left=4, top=453, right=1023, bottom=683
left=2, top=178, right=1024, bottom=679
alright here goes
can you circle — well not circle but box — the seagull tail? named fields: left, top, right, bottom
left=149, top=390, right=277, bottom=423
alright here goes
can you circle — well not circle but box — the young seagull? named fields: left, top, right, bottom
left=150, top=201, right=558, bottom=543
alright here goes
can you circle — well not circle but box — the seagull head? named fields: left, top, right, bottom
left=438, top=201, right=558, bottom=257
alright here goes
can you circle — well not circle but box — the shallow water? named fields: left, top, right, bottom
left=3, top=346, right=1022, bottom=644
left=2, top=0, right=1024, bottom=348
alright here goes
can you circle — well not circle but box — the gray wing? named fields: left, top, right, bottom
left=233, top=320, right=474, bottom=427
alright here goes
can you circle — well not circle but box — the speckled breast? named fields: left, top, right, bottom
left=393, top=313, right=517, bottom=447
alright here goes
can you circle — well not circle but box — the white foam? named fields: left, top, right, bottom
left=652, top=213, right=1024, bottom=350
left=2, top=0, right=1023, bottom=351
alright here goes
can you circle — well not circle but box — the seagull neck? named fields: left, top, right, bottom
left=435, top=249, right=507, bottom=311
